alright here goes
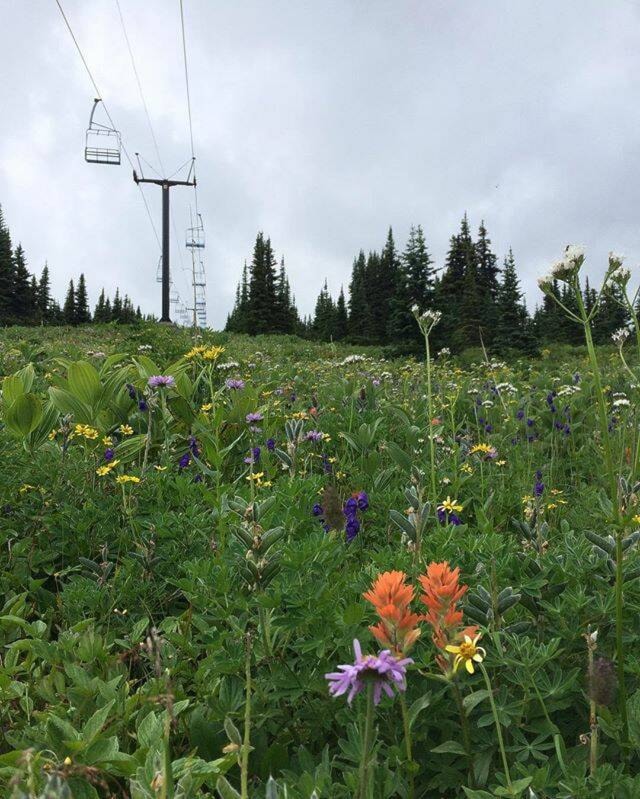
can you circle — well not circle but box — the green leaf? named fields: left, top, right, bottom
left=5, top=393, right=42, bottom=437
left=431, top=740, right=467, bottom=755
left=385, top=441, right=412, bottom=471
left=216, top=775, right=241, bottom=799
left=408, top=693, right=431, bottom=729
left=223, top=717, right=242, bottom=746
left=82, top=699, right=115, bottom=743
left=68, top=361, right=102, bottom=407
left=49, top=386, right=92, bottom=422
left=462, top=789, right=494, bottom=799
left=463, top=689, right=491, bottom=713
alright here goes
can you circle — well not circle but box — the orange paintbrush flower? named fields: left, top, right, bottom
left=363, top=571, right=422, bottom=654
left=418, top=561, right=471, bottom=651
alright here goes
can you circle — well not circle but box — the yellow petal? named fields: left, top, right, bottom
left=465, top=659, right=475, bottom=674
left=446, top=645, right=461, bottom=654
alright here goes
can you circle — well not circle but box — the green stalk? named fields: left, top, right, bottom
left=574, top=283, right=628, bottom=745
left=357, top=685, right=375, bottom=799
left=452, top=681, right=474, bottom=787
left=424, top=332, right=437, bottom=506
left=479, top=663, right=512, bottom=791
left=399, top=695, right=415, bottom=799
left=241, top=634, right=252, bottom=799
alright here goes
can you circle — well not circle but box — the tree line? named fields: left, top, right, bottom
left=227, top=217, right=632, bottom=352
left=0, top=205, right=147, bottom=326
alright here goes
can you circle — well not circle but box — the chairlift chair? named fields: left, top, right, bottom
left=185, top=213, right=205, bottom=249
left=85, top=98, right=121, bottom=165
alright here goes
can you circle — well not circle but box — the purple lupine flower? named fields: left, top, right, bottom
left=437, top=508, right=462, bottom=526
left=534, top=480, right=544, bottom=498
left=343, top=497, right=358, bottom=517
left=126, top=383, right=137, bottom=400
left=266, top=438, right=276, bottom=452
left=148, top=375, right=176, bottom=388
left=290, top=393, right=297, bottom=403
left=356, top=491, right=369, bottom=511
left=312, top=503, right=324, bottom=517
left=178, top=452, right=191, bottom=469
left=189, top=437, right=200, bottom=458
left=346, top=516, right=360, bottom=541
left=449, top=513, right=462, bottom=526
left=104, top=448, right=115, bottom=461
left=138, top=399, right=148, bottom=412
left=516, top=409, right=525, bottom=420
left=194, top=474, right=203, bottom=483
left=305, top=430, right=324, bottom=442
left=245, top=412, right=264, bottom=424
left=325, top=639, right=412, bottom=705
left=526, top=418, right=534, bottom=427
left=225, top=378, right=245, bottom=390
left=484, top=424, right=493, bottom=433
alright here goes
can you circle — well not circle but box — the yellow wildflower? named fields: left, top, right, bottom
left=74, top=424, right=99, bottom=440
left=116, top=475, right=140, bottom=484
left=445, top=633, right=486, bottom=675
left=460, top=463, right=473, bottom=474
left=19, top=484, right=36, bottom=493
left=96, top=466, right=111, bottom=476
left=185, top=345, right=207, bottom=359
left=202, top=345, right=226, bottom=361
left=119, top=425, right=134, bottom=436
left=246, top=472, right=265, bottom=482
left=102, top=436, right=113, bottom=446
left=438, top=496, right=463, bottom=514
left=200, top=403, right=213, bottom=412
left=154, top=465, right=168, bottom=471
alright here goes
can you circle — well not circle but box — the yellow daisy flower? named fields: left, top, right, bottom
left=446, top=633, right=486, bottom=674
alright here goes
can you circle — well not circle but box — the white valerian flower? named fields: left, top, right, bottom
left=538, top=274, right=553, bottom=289
left=608, top=251, right=626, bottom=266
left=416, top=308, right=442, bottom=335
left=613, top=398, right=631, bottom=408
left=612, top=327, right=630, bottom=346
left=550, top=258, right=579, bottom=283
left=411, top=303, right=420, bottom=315
left=608, top=266, right=631, bottom=288
left=564, top=244, right=586, bottom=262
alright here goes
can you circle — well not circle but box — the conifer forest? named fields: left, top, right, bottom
left=2, top=2, right=640, bottom=799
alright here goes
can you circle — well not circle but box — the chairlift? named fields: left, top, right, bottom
left=85, top=98, right=121, bottom=165
left=186, top=213, right=205, bottom=249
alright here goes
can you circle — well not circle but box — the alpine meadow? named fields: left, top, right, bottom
left=2, top=2, right=640, bottom=798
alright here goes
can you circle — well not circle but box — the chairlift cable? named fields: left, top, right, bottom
left=54, top=0, right=161, bottom=252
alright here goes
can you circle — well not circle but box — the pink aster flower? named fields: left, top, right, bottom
left=325, top=639, right=412, bottom=705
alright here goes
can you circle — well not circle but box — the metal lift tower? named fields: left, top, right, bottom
left=133, top=166, right=196, bottom=323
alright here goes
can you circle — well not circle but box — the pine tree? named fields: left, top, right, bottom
left=494, top=249, right=536, bottom=353
left=12, top=244, right=32, bottom=322
left=475, top=222, right=500, bottom=343
left=63, top=280, right=76, bottom=325
left=367, top=228, right=399, bottom=343
left=0, top=205, right=16, bottom=323
left=37, top=264, right=51, bottom=324
left=312, top=280, right=336, bottom=340
left=334, top=287, right=348, bottom=340
left=75, top=273, right=91, bottom=324
left=94, top=289, right=107, bottom=322
left=348, top=250, right=369, bottom=342
left=112, top=289, right=123, bottom=322
left=436, top=214, right=478, bottom=348
left=247, top=232, right=278, bottom=335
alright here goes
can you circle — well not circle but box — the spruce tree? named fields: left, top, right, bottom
left=475, top=222, right=500, bottom=344
left=63, top=280, right=76, bottom=325
left=12, top=244, right=32, bottom=322
left=436, top=214, right=478, bottom=348
left=112, top=289, right=123, bottom=322
left=494, top=249, right=536, bottom=353
left=94, top=289, right=107, bottom=322
left=367, top=228, right=399, bottom=343
left=312, top=280, right=336, bottom=341
left=334, top=287, right=348, bottom=340
left=75, top=273, right=91, bottom=324
left=37, top=264, right=51, bottom=323
left=347, top=250, right=369, bottom=342
left=0, top=205, right=15, bottom=323
left=247, top=232, right=278, bottom=335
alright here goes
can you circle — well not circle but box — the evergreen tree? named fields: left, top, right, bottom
left=37, top=264, right=51, bottom=324
left=592, top=283, right=629, bottom=344
left=367, top=228, right=399, bottom=343
left=0, top=205, right=15, bottom=323
left=112, top=289, right=123, bottom=322
left=312, top=280, right=336, bottom=340
left=247, top=232, right=278, bottom=335
left=435, top=214, right=478, bottom=348
left=347, top=250, right=370, bottom=342
left=334, top=287, right=348, bottom=340
left=94, top=289, right=108, bottom=322
left=63, top=280, right=76, bottom=325
left=75, top=273, right=91, bottom=324
left=475, top=222, right=500, bottom=343
left=12, top=244, right=32, bottom=322
left=494, top=249, right=536, bottom=353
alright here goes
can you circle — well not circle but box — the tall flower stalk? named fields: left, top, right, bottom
left=539, top=248, right=628, bottom=744
left=413, top=306, right=442, bottom=507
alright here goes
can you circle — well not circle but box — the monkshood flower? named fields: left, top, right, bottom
left=325, top=639, right=412, bottom=705
left=104, top=448, right=115, bottom=462
left=345, top=516, right=360, bottom=541
left=178, top=452, right=191, bottom=470
left=126, top=383, right=137, bottom=400
left=138, top=399, right=148, bottom=412
left=225, top=378, right=245, bottom=390
left=356, top=491, right=369, bottom=511
left=266, top=438, right=276, bottom=452
left=148, top=375, right=175, bottom=388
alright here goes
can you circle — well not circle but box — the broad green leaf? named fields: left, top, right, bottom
left=68, top=361, right=102, bottom=407
left=5, top=393, right=42, bottom=437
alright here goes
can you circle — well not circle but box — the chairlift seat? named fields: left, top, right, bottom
left=84, top=99, right=122, bottom=166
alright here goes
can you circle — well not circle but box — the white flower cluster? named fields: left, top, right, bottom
left=216, top=361, right=240, bottom=371
left=412, top=306, right=442, bottom=335
left=613, top=396, right=630, bottom=409
left=538, top=244, right=587, bottom=288
left=612, top=327, right=630, bottom=346
left=340, top=354, right=367, bottom=365
left=495, top=382, right=518, bottom=395
left=556, top=385, right=581, bottom=397
left=438, top=347, right=451, bottom=357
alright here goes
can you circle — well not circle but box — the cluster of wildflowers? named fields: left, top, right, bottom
left=313, top=490, right=369, bottom=541
left=72, top=424, right=99, bottom=441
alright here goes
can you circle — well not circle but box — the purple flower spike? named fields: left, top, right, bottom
left=325, top=639, right=412, bottom=705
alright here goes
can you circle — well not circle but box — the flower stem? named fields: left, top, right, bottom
left=400, top=695, right=415, bottom=799
left=479, top=663, right=511, bottom=791
left=452, top=681, right=474, bottom=787
left=424, top=332, right=437, bottom=507
left=240, top=633, right=252, bottom=799
left=358, top=685, right=375, bottom=799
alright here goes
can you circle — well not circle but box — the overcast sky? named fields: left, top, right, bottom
left=1, top=1, right=639, bottom=327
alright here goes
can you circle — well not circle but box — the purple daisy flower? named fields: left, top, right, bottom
left=148, top=375, right=175, bottom=389
left=325, top=639, right=412, bottom=705
left=225, top=378, right=245, bottom=390
left=305, top=430, right=324, bottom=442
left=246, top=412, right=264, bottom=424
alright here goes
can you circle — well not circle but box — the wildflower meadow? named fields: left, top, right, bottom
left=2, top=250, right=640, bottom=798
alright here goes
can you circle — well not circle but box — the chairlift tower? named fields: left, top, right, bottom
left=132, top=160, right=196, bottom=323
